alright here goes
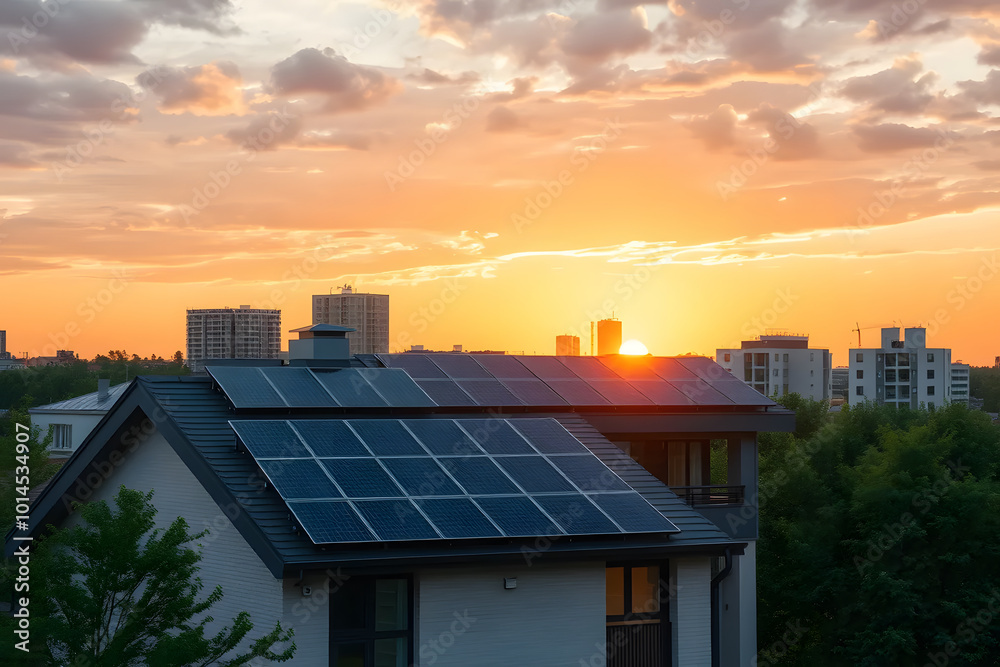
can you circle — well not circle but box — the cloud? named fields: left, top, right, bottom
left=409, top=68, right=481, bottom=86
left=225, top=111, right=303, bottom=150
left=269, top=48, right=401, bottom=113
left=853, top=122, right=948, bottom=152
left=978, top=45, right=1000, bottom=67
left=687, top=104, right=739, bottom=149
left=298, top=129, right=376, bottom=151
left=486, top=106, right=523, bottom=132
left=139, top=62, right=246, bottom=116
left=840, top=57, right=936, bottom=115
left=560, top=9, right=652, bottom=61
left=746, top=104, right=821, bottom=160
left=487, top=76, right=538, bottom=102
left=0, top=142, right=35, bottom=168
left=958, top=69, right=1000, bottom=106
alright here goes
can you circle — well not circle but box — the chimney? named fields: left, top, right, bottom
left=97, top=378, right=110, bottom=403
left=288, top=324, right=355, bottom=367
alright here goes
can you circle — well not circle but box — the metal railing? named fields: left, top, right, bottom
left=670, top=485, right=745, bottom=507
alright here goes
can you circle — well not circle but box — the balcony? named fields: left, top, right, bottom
left=670, top=485, right=745, bottom=507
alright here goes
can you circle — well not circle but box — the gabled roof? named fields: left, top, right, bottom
left=29, top=382, right=129, bottom=414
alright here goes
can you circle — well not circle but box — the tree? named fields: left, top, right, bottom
left=2, top=486, right=296, bottom=666
left=0, top=401, right=61, bottom=529
left=757, top=401, right=1000, bottom=665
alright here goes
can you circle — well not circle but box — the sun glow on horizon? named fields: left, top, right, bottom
left=619, top=339, right=649, bottom=355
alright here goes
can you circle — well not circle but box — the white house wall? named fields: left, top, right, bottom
left=32, top=413, right=102, bottom=454
left=670, top=558, right=712, bottom=667
left=415, top=562, right=606, bottom=667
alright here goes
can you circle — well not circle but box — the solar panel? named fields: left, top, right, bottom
left=499, top=380, right=568, bottom=406
left=320, top=459, right=405, bottom=498
left=403, top=420, right=482, bottom=456
left=509, top=420, right=590, bottom=454
left=258, top=459, right=341, bottom=499
left=438, top=457, right=521, bottom=495
left=459, top=420, right=535, bottom=455
left=629, top=380, right=695, bottom=406
left=377, top=354, right=448, bottom=379
left=380, top=458, right=463, bottom=496
left=588, top=380, right=654, bottom=405
left=313, top=369, right=388, bottom=407
left=472, top=354, right=537, bottom=378
left=354, top=499, right=440, bottom=540
left=589, top=493, right=680, bottom=533
left=472, top=496, right=562, bottom=536
left=416, top=498, right=502, bottom=538
left=533, top=495, right=621, bottom=534
left=208, top=367, right=284, bottom=408
left=704, top=379, right=774, bottom=406
left=515, top=356, right=577, bottom=379
left=290, top=420, right=370, bottom=457
left=545, top=380, right=612, bottom=405
left=429, top=354, right=493, bottom=379
left=548, top=455, right=632, bottom=492
left=494, top=456, right=577, bottom=493
left=231, top=420, right=311, bottom=458
left=648, top=357, right=702, bottom=381
left=558, top=356, right=622, bottom=380
left=350, top=420, right=426, bottom=456
left=455, top=380, right=524, bottom=406
left=287, top=501, right=376, bottom=543
left=414, top=380, right=478, bottom=406
left=597, top=356, right=661, bottom=380
left=259, top=367, right=336, bottom=407
left=671, top=380, right=734, bottom=405
left=365, top=369, right=436, bottom=407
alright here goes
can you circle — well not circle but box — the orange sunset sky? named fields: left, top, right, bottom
left=1, top=0, right=999, bottom=365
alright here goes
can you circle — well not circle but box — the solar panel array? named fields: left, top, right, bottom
left=231, top=418, right=680, bottom=544
left=207, top=353, right=771, bottom=410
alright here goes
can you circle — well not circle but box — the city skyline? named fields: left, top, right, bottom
left=2, top=1, right=999, bottom=365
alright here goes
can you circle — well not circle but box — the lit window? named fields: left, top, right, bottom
left=52, top=424, right=72, bottom=450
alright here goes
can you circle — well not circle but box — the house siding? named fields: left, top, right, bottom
left=416, top=561, right=606, bottom=667
left=670, top=558, right=712, bottom=667
left=66, top=430, right=288, bottom=663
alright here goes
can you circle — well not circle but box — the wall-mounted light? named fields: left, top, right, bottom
left=504, top=577, right=517, bottom=590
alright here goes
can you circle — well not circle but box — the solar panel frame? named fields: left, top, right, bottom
left=437, top=456, right=522, bottom=495
left=532, top=494, right=622, bottom=535
left=258, top=459, right=342, bottom=499
left=365, top=369, right=437, bottom=407
left=428, top=354, right=493, bottom=379
left=589, top=492, right=681, bottom=533
left=494, top=456, right=577, bottom=493
left=458, top=419, right=536, bottom=455
left=259, top=367, right=337, bottom=407
left=628, top=380, right=696, bottom=406
left=455, top=380, right=525, bottom=407
left=508, top=419, right=591, bottom=454
left=379, top=457, right=463, bottom=496
left=287, top=500, right=377, bottom=543
left=290, top=420, right=371, bottom=457
left=416, top=498, right=503, bottom=538
left=353, top=499, right=441, bottom=540
left=313, top=369, right=388, bottom=407
left=704, top=379, right=775, bottom=406
left=588, top=379, right=655, bottom=405
left=596, top=356, right=662, bottom=380
left=648, top=357, right=704, bottom=381
left=472, top=496, right=563, bottom=537
left=547, top=455, right=633, bottom=492
left=377, top=354, right=448, bottom=378
left=348, top=420, right=427, bottom=456
left=320, top=458, right=405, bottom=498
left=558, top=355, right=623, bottom=380
left=403, top=420, right=482, bottom=456
left=414, top=380, right=478, bottom=406
left=230, top=420, right=312, bottom=458
left=499, top=379, right=568, bottom=406
left=515, top=356, right=578, bottom=379
left=671, top=379, right=735, bottom=406
left=208, top=367, right=284, bottom=408
left=545, top=380, right=612, bottom=406
left=471, top=354, right=537, bottom=379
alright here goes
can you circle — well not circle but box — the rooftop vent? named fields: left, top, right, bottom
left=288, top=324, right=356, bottom=367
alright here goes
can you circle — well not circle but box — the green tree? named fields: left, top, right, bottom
left=757, top=401, right=1000, bottom=665
left=0, top=401, right=61, bottom=529
left=2, top=486, right=296, bottom=666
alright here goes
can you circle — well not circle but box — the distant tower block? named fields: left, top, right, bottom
left=556, top=335, right=580, bottom=356
left=597, top=319, right=622, bottom=356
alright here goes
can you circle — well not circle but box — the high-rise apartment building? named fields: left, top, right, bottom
left=186, top=306, right=281, bottom=373
left=597, top=319, right=622, bottom=356
left=556, top=335, right=581, bottom=356
left=0, top=330, right=9, bottom=359
left=849, top=327, right=952, bottom=409
left=717, top=333, right=832, bottom=401
left=312, top=286, right=389, bottom=356
left=951, top=362, right=970, bottom=406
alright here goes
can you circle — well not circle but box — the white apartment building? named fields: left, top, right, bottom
left=849, top=327, right=952, bottom=409
left=312, top=286, right=389, bottom=356
left=951, top=362, right=970, bottom=406
left=717, top=333, right=832, bottom=401
left=186, top=306, right=281, bottom=373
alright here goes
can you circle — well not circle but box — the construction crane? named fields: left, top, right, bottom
left=851, top=321, right=900, bottom=347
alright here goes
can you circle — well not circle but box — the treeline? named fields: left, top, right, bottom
left=970, top=366, right=1000, bottom=412
left=0, top=352, right=189, bottom=409
left=758, top=398, right=1000, bottom=665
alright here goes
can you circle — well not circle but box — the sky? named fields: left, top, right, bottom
left=1, top=0, right=999, bottom=365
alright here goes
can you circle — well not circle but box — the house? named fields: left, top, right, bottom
left=6, top=326, right=794, bottom=667
left=29, top=380, right=129, bottom=458
left=717, top=333, right=832, bottom=402
left=849, top=327, right=953, bottom=409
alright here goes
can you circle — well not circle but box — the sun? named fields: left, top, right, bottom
left=619, top=339, right=649, bottom=355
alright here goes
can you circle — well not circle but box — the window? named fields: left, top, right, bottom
left=928, top=353, right=935, bottom=362
left=606, top=564, right=668, bottom=664
left=810, top=370, right=814, bottom=377
left=900, top=386, right=910, bottom=399
left=886, top=386, right=897, bottom=400
left=775, top=354, right=780, bottom=362
left=856, top=386, right=864, bottom=396
left=810, top=353, right=815, bottom=362
left=927, top=386, right=935, bottom=396
left=885, top=353, right=896, bottom=367
left=856, top=353, right=864, bottom=362
left=773, top=369, right=779, bottom=377
left=886, top=369, right=896, bottom=382
left=724, top=353, right=731, bottom=362
left=927, top=369, right=935, bottom=379
left=330, top=576, right=412, bottom=667
left=856, top=370, right=863, bottom=379
left=783, top=353, right=789, bottom=362
left=52, top=424, right=72, bottom=450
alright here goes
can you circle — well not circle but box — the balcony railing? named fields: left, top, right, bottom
left=671, top=485, right=745, bottom=507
